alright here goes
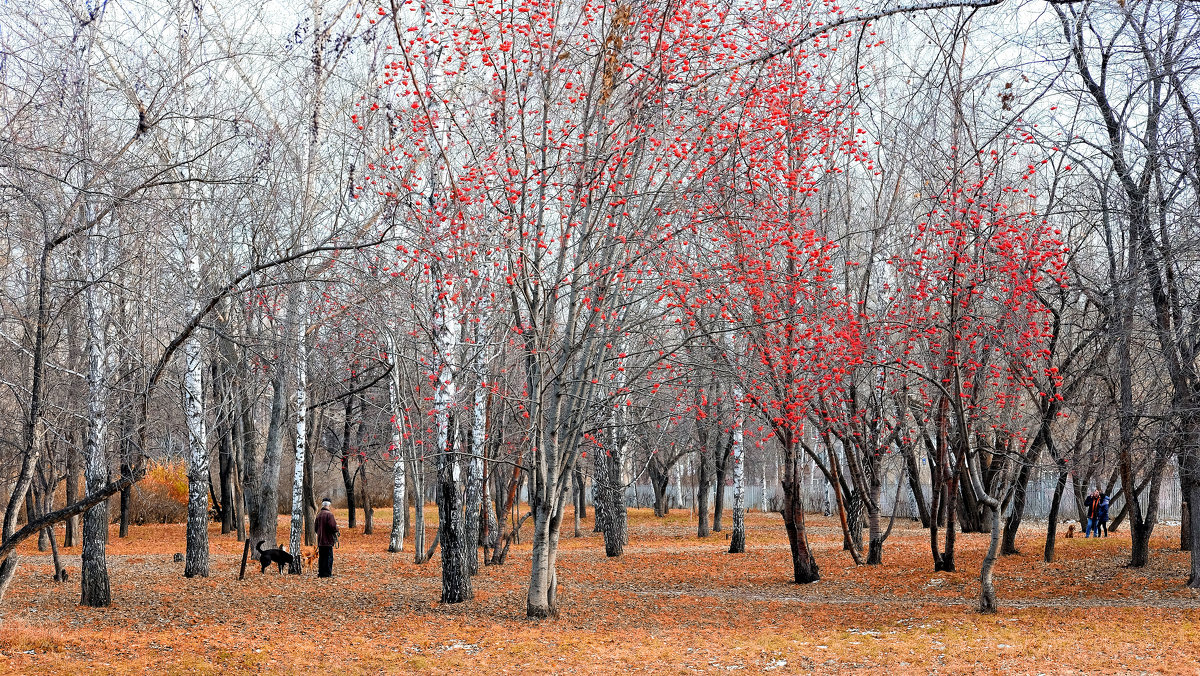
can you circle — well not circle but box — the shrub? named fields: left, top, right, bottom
left=128, top=459, right=189, bottom=524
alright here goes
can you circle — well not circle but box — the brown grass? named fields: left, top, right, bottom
left=1, top=508, right=1196, bottom=674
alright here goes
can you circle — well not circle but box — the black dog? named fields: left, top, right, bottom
left=256, top=541, right=294, bottom=574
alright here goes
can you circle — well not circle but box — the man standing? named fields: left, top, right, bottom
left=315, top=498, right=339, bottom=577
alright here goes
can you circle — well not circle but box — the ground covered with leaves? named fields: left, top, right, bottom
left=2, top=509, right=1197, bottom=674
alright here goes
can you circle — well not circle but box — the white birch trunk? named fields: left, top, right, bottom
left=287, top=300, right=308, bottom=573
left=177, top=0, right=209, bottom=580
left=433, top=273, right=471, bottom=600
left=386, top=331, right=407, bottom=552
left=761, top=465, right=768, bottom=513
left=287, top=0, right=326, bottom=572
left=81, top=212, right=115, bottom=604
left=464, top=333, right=487, bottom=574
left=729, top=384, right=746, bottom=553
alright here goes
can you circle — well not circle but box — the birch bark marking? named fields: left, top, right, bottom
left=432, top=267, right=471, bottom=601
left=287, top=297, right=308, bottom=574
left=81, top=212, right=115, bottom=603
left=464, top=324, right=488, bottom=575
left=287, top=0, right=328, bottom=573
left=729, top=384, right=746, bottom=554
left=386, top=331, right=407, bottom=553
left=179, top=0, right=209, bottom=578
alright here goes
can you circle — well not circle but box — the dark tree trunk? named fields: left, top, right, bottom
left=697, top=452, right=712, bottom=538
left=649, top=461, right=670, bottom=518
left=713, top=449, right=729, bottom=531
left=572, top=469, right=583, bottom=537
left=118, top=470, right=131, bottom=538
left=436, top=422, right=472, bottom=603
left=250, top=370, right=287, bottom=556
left=361, top=461, right=374, bottom=535
left=1185, top=460, right=1200, bottom=586
left=1181, top=469, right=1193, bottom=554
left=65, top=436, right=80, bottom=547
left=412, top=456, right=427, bottom=563
left=341, top=396, right=357, bottom=530
left=1001, top=438, right=1043, bottom=556
left=781, top=477, right=819, bottom=583
left=1044, top=465, right=1069, bottom=563
left=1130, top=520, right=1152, bottom=568
left=218, top=407, right=235, bottom=535
left=901, top=442, right=930, bottom=528
left=601, top=451, right=626, bottom=556
left=303, top=429, right=316, bottom=546
left=80, top=495, right=110, bottom=607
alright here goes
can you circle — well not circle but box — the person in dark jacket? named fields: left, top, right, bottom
left=1098, top=493, right=1111, bottom=537
left=315, top=498, right=339, bottom=577
left=1084, top=489, right=1101, bottom=538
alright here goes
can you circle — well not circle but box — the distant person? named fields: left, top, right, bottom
left=1084, top=489, right=1101, bottom=538
left=315, top=498, right=340, bottom=578
left=1099, top=493, right=1111, bottom=537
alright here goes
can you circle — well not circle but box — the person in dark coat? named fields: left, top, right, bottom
left=1098, top=493, right=1111, bottom=537
left=1084, top=489, right=1101, bottom=538
left=315, top=498, right=339, bottom=577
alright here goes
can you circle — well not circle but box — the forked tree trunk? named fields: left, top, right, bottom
left=251, top=368, right=288, bottom=557
left=526, top=484, right=569, bottom=618
left=781, top=477, right=819, bottom=583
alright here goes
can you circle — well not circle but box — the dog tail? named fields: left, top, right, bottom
left=256, top=540, right=265, bottom=553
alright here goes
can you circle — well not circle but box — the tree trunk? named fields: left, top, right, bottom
left=978, top=488, right=1001, bottom=613
left=781, top=477, right=819, bottom=583
left=436, top=425, right=471, bottom=601
left=526, top=494, right=566, bottom=618
left=287, top=311, right=309, bottom=575
left=412, top=455, right=426, bottom=563
left=251, top=368, right=287, bottom=556
left=649, top=461, right=670, bottom=518
left=729, top=391, right=746, bottom=554
left=901, top=442, right=930, bottom=528
left=65, top=436, right=80, bottom=547
left=713, top=449, right=728, bottom=532
left=81, top=224, right=114, bottom=602
left=572, top=469, right=583, bottom=538
left=463, top=368, right=486, bottom=574
left=1185, top=456, right=1200, bottom=585
left=1044, top=465, right=1069, bottom=563
left=697, top=450, right=711, bottom=538
left=866, top=478, right=883, bottom=565
left=341, top=395, right=358, bottom=531
left=360, top=461, right=374, bottom=536
left=601, top=447, right=627, bottom=556
left=386, top=358, right=407, bottom=553
left=1001, top=438, right=1043, bottom=556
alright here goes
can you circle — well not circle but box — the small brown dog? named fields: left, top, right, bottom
left=1065, top=524, right=1075, bottom=539
left=303, top=547, right=319, bottom=569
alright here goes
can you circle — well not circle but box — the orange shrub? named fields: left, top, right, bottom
left=127, top=459, right=189, bottom=524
